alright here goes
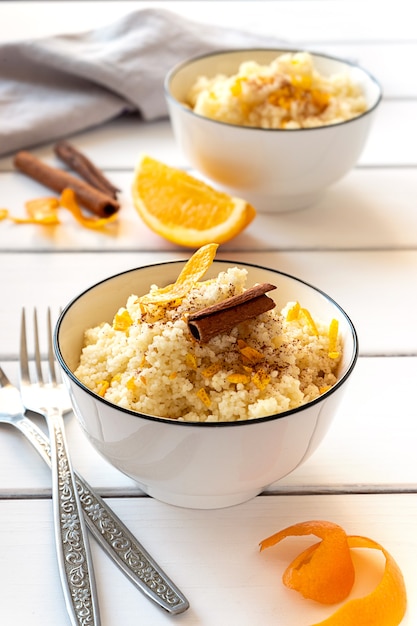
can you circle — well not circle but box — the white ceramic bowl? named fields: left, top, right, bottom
left=55, top=260, right=358, bottom=509
left=165, top=48, right=382, bottom=212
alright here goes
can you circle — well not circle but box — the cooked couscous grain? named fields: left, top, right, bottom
left=74, top=266, right=342, bottom=422
left=186, top=52, right=367, bottom=129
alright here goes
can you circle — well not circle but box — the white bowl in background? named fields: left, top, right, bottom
left=165, top=49, right=382, bottom=212
left=55, top=260, right=358, bottom=509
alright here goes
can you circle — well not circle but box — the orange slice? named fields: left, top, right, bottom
left=131, top=154, right=256, bottom=248
left=260, top=520, right=407, bottom=626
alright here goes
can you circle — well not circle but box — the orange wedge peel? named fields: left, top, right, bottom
left=131, top=154, right=256, bottom=248
left=259, top=520, right=407, bottom=626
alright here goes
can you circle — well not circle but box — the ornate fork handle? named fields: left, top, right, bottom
left=46, top=408, right=100, bottom=626
left=13, top=413, right=189, bottom=614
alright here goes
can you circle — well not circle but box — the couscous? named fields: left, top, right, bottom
left=186, top=51, right=367, bottom=129
left=74, top=255, right=342, bottom=422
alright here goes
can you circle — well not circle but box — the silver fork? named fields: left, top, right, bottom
left=0, top=365, right=190, bottom=614
left=19, top=308, right=100, bottom=626
left=16, top=308, right=189, bottom=615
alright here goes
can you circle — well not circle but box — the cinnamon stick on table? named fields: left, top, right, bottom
left=54, top=141, right=120, bottom=199
left=188, top=283, right=277, bottom=342
left=14, top=151, right=120, bottom=218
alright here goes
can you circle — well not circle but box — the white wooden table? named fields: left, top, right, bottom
left=1, top=2, right=416, bottom=624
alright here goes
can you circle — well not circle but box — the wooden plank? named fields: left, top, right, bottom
left=1, top=358, right=416, bottom=495
left=2, top=165, right=417, bottom=251
left=0, top=494, right=415, bottom=625
left=2, top=99, right=416, bottom=172
left=1, top=250, right=417, bottom=356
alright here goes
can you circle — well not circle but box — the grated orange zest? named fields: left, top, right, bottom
left=300, top=307, right=319, bottom=336
left=113, top=310, right=133, bottom=332
left=328, top=319, right=340, bottom=359
left=286, top=302, right=301, bottom=321
left=227, top=373, right=250, bottom=385
left=230, top=76, right=246, bottom=96
left=126, top=377, right=136, bottom=391
left=252, top=368, right=271, bottom=391
left=186, top=353, right=197, bottom=370
left=197, top=387, right=211, bottom=407
left=202, top=363, right=222, bottom=378
left=239, top=345, right=264, bottom=365
left=97, top=380, right=110, bottom=397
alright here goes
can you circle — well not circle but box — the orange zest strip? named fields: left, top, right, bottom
left=113, top=310, right=133, bottom=332
left=252, top=368, right=271, bottom=390
left=97, top=380, right=109, bottom=397
left=260, top=520, right=407, bottom=626
left=286, top=301, right=301, bottom=321
left=139, top=243, right=218, bottom=305
left=328, top=318, right=340, bottom=359
left=11, top=197, right=61, bottom=225
left=227, top=373, right=250, bottom=385
left=197, top=387, right=211, bottom=407
left=300, top=307, right=319, bottom=336
left=3, top=189, right=118, bottom=229
left=260, top=520, right=355, bottom=604
left=59, top=188, right=118, bottom=229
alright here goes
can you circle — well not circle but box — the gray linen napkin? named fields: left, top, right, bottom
left=0, top=8, right=285, bottom=157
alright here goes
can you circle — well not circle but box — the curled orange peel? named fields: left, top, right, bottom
left=11, top=197, right=61, bottom=225
left=2, top=189, right=118, bottom=229
left=59, top=188, right=118, bottom=229
left=139, top=243, right=218, bottom=305
left=260, top=521, right=355, bottom=604
left=259, top=520, right=407, bottom=626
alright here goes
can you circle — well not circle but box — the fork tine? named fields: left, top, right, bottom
left=19, top=308, right=30, bottom=384
left=47, top=307, right=57, bottom=385
left=0, top=365, right=12, bottom=388
left=33, top=308, right=44, bottom=384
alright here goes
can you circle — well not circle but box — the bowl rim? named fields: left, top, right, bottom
left=164, top=47, right=383, bottom=132
left=54, top=258, right=359, bottom=428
